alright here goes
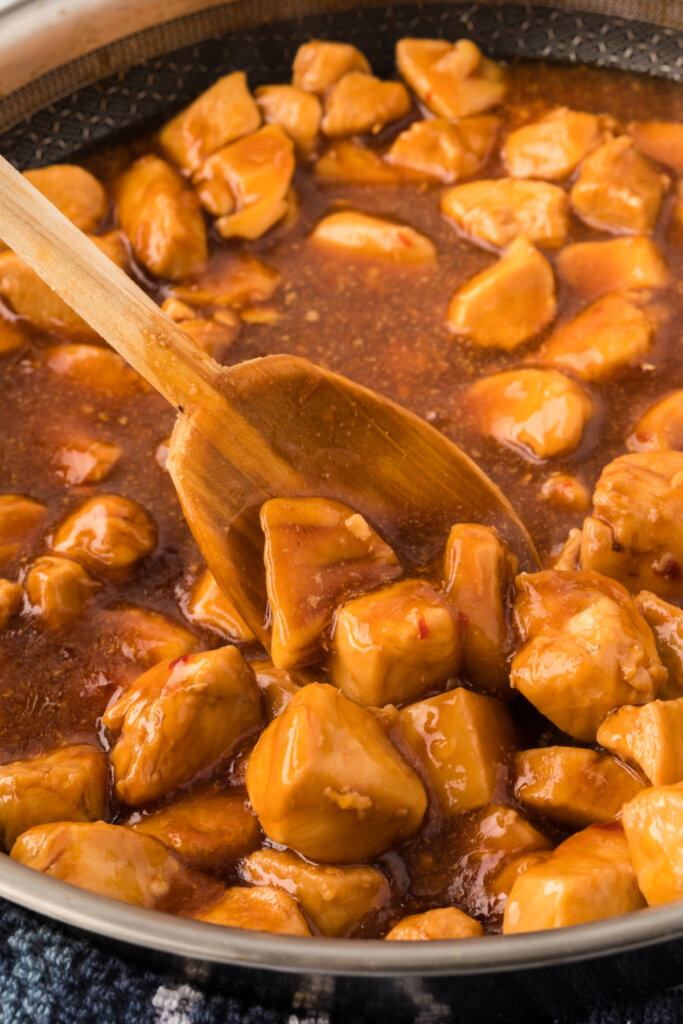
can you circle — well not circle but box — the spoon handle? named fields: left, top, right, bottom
left=0, top=153, right=221, bottom=411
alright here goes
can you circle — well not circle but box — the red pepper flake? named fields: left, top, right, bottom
left=169, top=654, right=191, bottom=670
left=396, top=230, right=413, bottom=247
left=417, top=615, right=430, bottom=639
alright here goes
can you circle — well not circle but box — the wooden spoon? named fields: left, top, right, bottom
left=0, top=154, right=538, bottom=645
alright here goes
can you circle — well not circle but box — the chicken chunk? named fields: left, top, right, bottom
left=628, top=120, right=683, bottom=173
left=552, top=527, right=584, bottom=571
left=396, top=38, right=505, bottom=118
left=628, top=390, right=683, bottom=453
left=511, top=570, right=666, bottom=741
left=158, top=72, right=261, bottom=173
left=51, top=436, right=122, bottom=486
left=96, top=606, right=200, bottom=675
left=261, top=497, right=400, bottom=670
left=251, top=659, right=311, bottom=720
left=0, top=251, right=98, bottom=335
left=503, top=107, right=604, bottom=181
left=314, top=140, right=406, bottom=185
left=11, top=820, right=215, bottom=910
left=292, top=40, right=370, bottom=94
left=598, top=698, right=683, bottom=786
left=115, top=155, right=207, bottom=280
left=571, top=136, right=667, bottom=234
left=513, top=747, right=645, bottom=829
left=466, top=368, right=593, bottom=459
left=194, top=126, right=295, bottom=240
left=539, top=294, right=654, bottom=382
left=0, top=579, right=22, bottom=629
left=622, top=783, right=683, bottom=904
left=387, top=116, right=499, bottom=183
left=443, top=524, right=517, bottom=693
left=399, top=688, right=513, bottom=816
left=22, top=165, right=106, bottom=234
left=441, top=178, right=568, bottom=250
left=0, top=316, right=28, bottom=355
left=0, top=494, right=47, bottom=569
left=503, top=823, right=645, bottom=933
left=256, top=84, right=322, bottom=154
left=386, top=907, right=483, bottom=941
left=246, top=683, right=427, bottom=863
left=52, top=494, right=157, bottom=579
left=447, top=236, right=556, bottom=349
left=636, top=591, right=683, bottom=698
left=171, top=254, right=280, bottom=309
left=0, top=745, right=107, bottom=850
left=103, top=646, right=263, bottom=806
left=195, top=885, right=311, bottom=935
left=129, top=789, right=261, bottom=876
left=184, top=568, right=255, bottom=643
left=580, top=451, right=683, bottom=600
left=321, top=72, right=410, bottom=138
left=329, top=579, right=460, bottom=707
left=541, top=474, right=590, bottom=513
left=242, top=849, right=389, bottom=937
left=25, top=556, right=99, bottom=629
left=175, top=312, right=240, bottom=359
left=42, top=344, right=148, bottom=396
left=557, top=236, right=669, bottom=300
left=310, top=211, right=435, bottom=263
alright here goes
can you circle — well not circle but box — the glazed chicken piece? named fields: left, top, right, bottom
left=50, top=435, right=122, bottom=486
left=387, top=116, right=499, bottom=184
left=465, top=368, right=593, bottom=459
left=513, top=747, right=645, bottom=829
left=511, top=570, right=666, bottom=741
left=256, top=84, right=322, bottom=154
left=241, top=849, right=390, bottom=937
left=447, top=236, right=556, bottom=349
left=193, top=125, right=295, bottom=240
left=0, top=579, right=22, bottom=629
left=570, top=136, right=667, bottom=233
left=443, top=524, right=517, bottom=694
left=628, top=120, right=683, bottom=173
left=0, top=316, right=28, bottom=355
left=11, top=820, right=217, bottom=911
left=261, top=497, right=400, bottom=670
left=195, top=885, right=311, bottom=935
left=503, top=107, right=605, bottom=180
left=314, top=140, right=407, bottom=185
left=628, top=390, right=683, bottom=453
left=636, top=591, right=683, bottom=698
left=171, top=253, right=280, bottom=309
left=292, top=40, right=371, bottom=94
left=329, top=579, right=460, bottom=707
left=399, top=688, right=514, bottom=816
left=503, top=823, right=645, bottom=933
left=580, top=451, right=683, bottom=601
left=246, top=683, right=427, bottom=863
left=539, top=294, right=654, bottom=382
left=96, top=606, right=200, bottom=670
left=0, top=251, right=102, bottom=336
left=129, top=789, right=261, bottom=876
left=52, top=494, right=157, bottom=579
left=104, top=646, right=263, bottom=806
left=386, top=907, right=483, bottom=941
left=158, top=71, right=261, bottom=173
left=552, top=527, right=584, bottom=572
left=0, top=165, right=106, bottom=252
left=25, top=555, right=100, bottom=629
left=321, top=72, right=411, bottom=137
left=622, top=783, right=683, bottom=904
left=441, top=178, right=568, bottom=250
left=165, top=307, right=240, bottom=360
left=597, top=698, right=683, bottom=786
left=0, top=494, right=47, bottom=569
left=251, top=659, right=310, bottom=720
left=541, top=474, right=590, bottom=513
left=557, top=236, right=669, bottom=299
left=42, top=344, right=148, bottom=396
left=115, top=155, right=207, bottom=280
left=184, top=568, right=255, bottom=643
left=396, top=38, right=505, bottom=118
left=0, top=745, right=107, bottom=850
left=310, top=211, right=436, bottom=263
